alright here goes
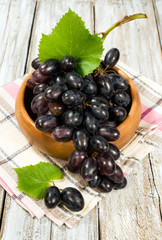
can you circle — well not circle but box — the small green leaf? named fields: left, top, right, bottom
left=14, top=162, right=63, bottom=199
left=38, top=9, right=103, bottom=77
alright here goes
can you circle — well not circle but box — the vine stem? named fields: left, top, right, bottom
left=97, top=13, right=148, bottom=41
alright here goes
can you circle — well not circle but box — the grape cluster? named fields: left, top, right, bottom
left=44, top=186, right=84, bottom=212
left=28, top=48, right=130, bottom=194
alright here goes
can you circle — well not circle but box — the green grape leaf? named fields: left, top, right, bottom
left=14, top=162, right=63, bottom=199
left=38, top=9, right=103, bottom=77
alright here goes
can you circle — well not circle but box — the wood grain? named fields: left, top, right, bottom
left=0, top=0, right=36, bottom=86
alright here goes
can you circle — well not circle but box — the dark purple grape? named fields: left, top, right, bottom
left=108, top=73, right=128, bottom=91
left=33, top=83, right=48, bottom=95
left=88, top=174, right=101, bottom=188
left=98, top=120, right=117, bottom=128
left=31, top=57, right=41, bottom=70
left=26, top=78, right=36, bottom=89
left=104, top=48, right=120, bottom=68
left=31, top=93, right=48, bottom=114
left=91, top=103, right=109, bottom=120
left=35, top=115, right=58, bottom=132
left=113, top=90, right=131, bottom=108
left=88, top=96, right=109, bottom=108
left=44, top=186, right=61, bottom=209
left=48, top=102, right=66, bottom=116
left=109, top=106, right=127, bottom=123
left=45, top=84, right=68, bottom=102
left=68, top=150, right=88, bottom=173
left=39, top=59, right=60, bottom=76
left=32, top=69, right=51, bottom=84
left=65, top=72, right=83, bottom=89
left=62, top=90, right=85, bottom=107
left=60, top=56, right=76, bottom=72
left=97, top=74, right=114, bottom=100
left=107, top=164, right=124, bottom=183
left=113, top=177, right=127, bottom=190
left=90, top=136, right=109, bottom=153
left=62, top=108, right=83, bottom=128
left=61, top=187, right=84, bottom=212
left=109, top=143, right=120, bottom=160
left=84, top=111, right=98, bottom=134
left=98, top=126, right=120, bottom=141
left=80, top=157, right=98, bottom=181
left=52, top=125, right=73, bottom=142
left=52, top=75, right=65, bottom=85
left=73, top=128, right=89, bottom=152
left=97, top=152, right=116, bottom=176
left=97, top=177, right=113, bottom=192
left=81, top=77, right=97, bottom=96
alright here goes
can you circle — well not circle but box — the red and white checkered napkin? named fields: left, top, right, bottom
left=0, top=63, right=162, bottom=228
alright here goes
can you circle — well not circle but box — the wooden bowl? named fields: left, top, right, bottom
left=15, top=66, right=141, bottom=160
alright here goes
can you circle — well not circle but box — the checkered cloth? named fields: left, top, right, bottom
left=0, top=63, right=161, bottom=228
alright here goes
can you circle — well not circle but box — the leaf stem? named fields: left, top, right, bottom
left=97, top=13, right=148, bottom=41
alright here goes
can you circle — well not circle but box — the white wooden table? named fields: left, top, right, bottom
left=0, top=0, right=162, bottom=239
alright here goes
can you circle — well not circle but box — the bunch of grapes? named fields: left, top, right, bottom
left=27, top=48, right=130, bottom=194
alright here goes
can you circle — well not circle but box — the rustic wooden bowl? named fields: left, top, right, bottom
left=15, top=66, right=141, bottom=160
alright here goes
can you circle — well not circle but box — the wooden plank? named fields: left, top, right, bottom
left=98, top=151, right=162, bottom=240
left=153, top=0, right=162, bottom=48
left=0, top=193, right=52, bottom=240
left=95, top=0, right=162, bottom=84
left=0, top=0, right=36, bottom=86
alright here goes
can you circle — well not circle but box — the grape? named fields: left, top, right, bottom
left=31, top=93, right=48, bottom=114
left=39, top=59, right=60, bottom=76
left=26, top=78, right=36, bottom=89
left=97, top=74, right=114, bottom=99
left=97, top=177, right=113, bottom=192
left=98, top=126, right=120, bottom=141
left=44, top=186, right=61, bottom=209
left=83, top=111, right=98, bottom=134
left=62, top=90, right=85, bottom=107
left=107, top=164, right=124, bottom=183
left=109, top=106, right=127, bottom=123
left=98, top=120, right=117, bottom=128
left=91, top=103, right=109, bottom=120
left=80, top=157, right=98, bottom=181
left=88, top=96, right=109, bottom=108
left=48, top=102, right=66, bottom=116
left=68, top=150, right=88, bottom=173
left=35, top=115, right=58, bottom=132
left=97, top=151, right=116, bottom=175
left=108, top=73, right=128, bottom=91
left=90, top=136, right=109, bottom=153
left=109, top=143, right=120, bottom=160
left=73, top=128, right=89, bottom=152
left=52, top=125, right=73, bottom=142
left=65, top=72, right=83, bottom=90
left=31, top=57, right=41, bottom=70
left=62, top=108, right=83, bottom=128
left=32, top=69, right=51, bottom=84
left=104, top=48, right=120, bottom=68
left=81, top=77, right=97, bottom=96
left=88, top=174, right=101, bottom=188
left=114, top=177, right=127, bottom=190
left=33, top=83, right=48, bottom=95
left=113, top=90, right=131, bottom=108
left=60, top=56, right=76, bottom=72
left=45, top=84, right=68, bottom=102
left=52, top=74, right=65, bottom=85
left=61, top=187, right=84, bottom=212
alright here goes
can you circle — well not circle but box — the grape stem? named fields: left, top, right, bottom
left=97, top=13, right=148, bottom=41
